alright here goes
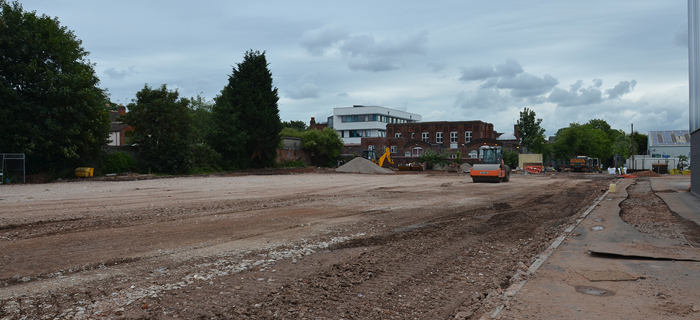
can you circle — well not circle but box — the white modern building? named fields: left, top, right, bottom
left=328, top=105, right=422, bottom=144
left=627, top=130, right=691, bottom=171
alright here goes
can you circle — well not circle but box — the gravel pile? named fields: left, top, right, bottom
left=336, top=157, right=395, bottom=174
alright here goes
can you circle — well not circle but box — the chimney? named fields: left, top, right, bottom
left=513, top=124, right=520, bottom=140
left=310, top=117, right=316, bottom=125
left=118, top=104, right=126, bottom=115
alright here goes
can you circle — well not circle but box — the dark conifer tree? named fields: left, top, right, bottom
left=211, top=50, right=282, bottom=169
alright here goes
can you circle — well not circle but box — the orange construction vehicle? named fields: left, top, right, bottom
left=470, top=146, right=511, bottom=183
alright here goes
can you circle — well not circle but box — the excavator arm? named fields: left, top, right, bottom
left=377, top=147, right=394, bottom=167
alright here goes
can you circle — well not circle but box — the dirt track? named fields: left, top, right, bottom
left=0, top=171, right=611, bottom=319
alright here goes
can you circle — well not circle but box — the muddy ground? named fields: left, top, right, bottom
left=0, top=170, right=622, bottom=319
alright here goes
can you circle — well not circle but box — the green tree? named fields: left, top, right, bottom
left=189, top=93, right=214, bottom=145
left=0, top=1, right=110, bottom=174
left=300, top=128, right=343, bottom=167
left=611, top=132, right=632, bottom=168
left=121, top=84, right=193, bottom=174
left=283, top=120, right=308, bottom=131
left=211, top=50, right=282, bottom=169
left=502, top=148, right=519, bottom=169
left=631, top=131, right=648, bottom=155
left=552, top=123, right=611, bottom=161
left=516, top=107, right=546, bottom=153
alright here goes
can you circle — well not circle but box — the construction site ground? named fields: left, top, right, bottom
left=0, top=170, right=698, bottom=319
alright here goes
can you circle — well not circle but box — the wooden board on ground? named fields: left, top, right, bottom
left=588, top=243, right=700, bottom=262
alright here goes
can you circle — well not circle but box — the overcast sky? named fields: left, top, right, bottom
left=20, top=0, right=690, bottom=136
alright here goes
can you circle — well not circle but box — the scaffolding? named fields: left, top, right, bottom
left=1, top=153, right=25, bottom=184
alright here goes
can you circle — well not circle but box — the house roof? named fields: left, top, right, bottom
left=109, top=111, right=129, bottom=132
left=648, top=130, right=690, bottom=147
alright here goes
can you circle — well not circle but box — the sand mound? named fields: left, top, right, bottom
left=631, top=170, right=661, bottom=177
left=336, top=157, right=395, bottom=174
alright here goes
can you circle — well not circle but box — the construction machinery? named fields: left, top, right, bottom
left=569, top=156, right=596, bottom=172
left=361, top=147, right=394, bottom=167
left=470, top=146, right=511, bottom=183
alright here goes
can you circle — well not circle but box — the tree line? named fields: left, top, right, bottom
left=517, top=108, right=648, bottom=169
left=0, top=1, right=342, bottom=178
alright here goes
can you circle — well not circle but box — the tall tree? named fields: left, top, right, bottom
left=121, top=84, right=193, bottom=174
left=516, top=107, right=546, bottom=154
left=0, top=0, right=110, bottom=174
left=632, top=131, right=648, bottom=155
left=211, top=50, right=282, bottom=169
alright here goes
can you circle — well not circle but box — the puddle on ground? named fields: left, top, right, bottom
left=575, top=285, right=615, bottom=296
left=593, top=218, right=603, bottom=222
left=590, top=226, right=604, bottom=231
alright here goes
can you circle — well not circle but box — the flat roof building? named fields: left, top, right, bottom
left=328, top=105, right=421, bottom=145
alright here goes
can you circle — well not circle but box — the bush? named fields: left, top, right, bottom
left=418, top=150, right=449, bottom=169
left=278, top=159, right=306, bottom=168
left=191, top=145, right=223, bottom=173
left=503, top=148, right=519, bottom=169
left=102, top=152, right=136, bottom=174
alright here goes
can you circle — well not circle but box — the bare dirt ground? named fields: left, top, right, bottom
left=0, top=170, right=618, bottom=319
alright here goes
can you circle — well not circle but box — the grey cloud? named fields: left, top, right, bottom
left=460, top=64, right=498, bottom=81
left=453, top=88, right=514, bottom=112
left=103, top=66, right=138, bottom=80
left=483, top=73, right=558, bottom=98
left=547, top=86, right=603, bottom=107
left=547, top=79, right=638, bottom=107
left=459, top=58, right=523, bottom=82
left=605, top=80, right=637, bottom=99
left=494, top=59, right=524, bottom=78
left=340, top=32, right=428, bottom=72
left=674, top=21, right=688, bottom=47
left=299, top=25, right=349, bottom=56
left=337, top=92, right=348, bottom=97
left=347, top=57, right=400, bottom=72
left=428, top=62, right=446, bottom=72
left=284, top=75, right=320, bottom=100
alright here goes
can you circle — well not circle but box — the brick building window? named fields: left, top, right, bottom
left=450, top=131, right=458, bottom=148
left=465, top=131, right=472, bottom=143
left=412, top=132, right=415, bottom=139
left=412, top=147, right=424, bottom=157
left=422, top=132, right=429, bottom=142
left=436, top=132, right=443, bottom=143
left=405, top=151, right=411, bottom=157
left=390, top=146, right=398, bottom=153
left=395, top=133, right=402, bottom=138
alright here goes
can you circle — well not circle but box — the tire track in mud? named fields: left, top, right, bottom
left=219, top=186, right=600, bottom=319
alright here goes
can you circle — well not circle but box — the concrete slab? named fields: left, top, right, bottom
left=493, top=178, right=700, bottom=319
left=651, top=175, right=700, bottom=226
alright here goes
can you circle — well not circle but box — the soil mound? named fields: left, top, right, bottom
left=631, top=170, right=661, bottom=177
left=336, top=157, right=395, bottom=174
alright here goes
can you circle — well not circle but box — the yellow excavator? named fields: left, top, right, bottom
left=361, top=147, right=394, bottom=167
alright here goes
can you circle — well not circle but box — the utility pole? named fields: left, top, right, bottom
left=631, top=124, right=635, bottom=170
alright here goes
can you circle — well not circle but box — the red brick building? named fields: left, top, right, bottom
left=359, top=121, right=519, bottom=165
left=309, top=117, right=328, bottom=131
